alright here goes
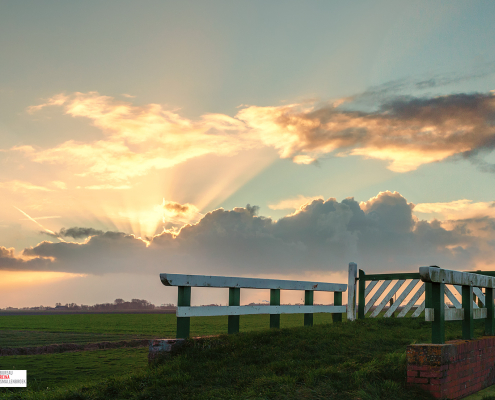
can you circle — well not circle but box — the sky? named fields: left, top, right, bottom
left=1, top=1, right=495, bottom=308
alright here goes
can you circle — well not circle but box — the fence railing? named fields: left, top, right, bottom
left=420, top=266, right=495, bottom=344
left=160, top=273, right=347, bottom=338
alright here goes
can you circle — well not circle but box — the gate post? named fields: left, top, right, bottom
left=358, top=269, right=366, bottom=319
left=304, top=290, right=313, bottom=327
left=347, top=262, right=357, bottom=321
left=431, top=282, right=445, bottom=344
left=462, top=285, right=474, bottom=340
left=486, top=287, right=495, bottom=336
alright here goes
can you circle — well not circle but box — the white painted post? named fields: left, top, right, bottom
left=347, top=262, right=357, bottom=321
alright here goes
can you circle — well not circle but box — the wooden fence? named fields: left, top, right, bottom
left=160, top=273, right=347, bottom=338
left=160, top=264, right=495, bottom=343
left=354, top=266, right=488, bottom=322
left=420, top=266, right=495, bottom=344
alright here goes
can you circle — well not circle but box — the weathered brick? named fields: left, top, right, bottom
left=408, top=365, right=430, bottom=371
left=408, top=338, right=495, bottom=400
left=429, top=378, right=447, bottom=385
left=420, top=370, right=443, bottom=378
left=409, top=377, right=429, bottom=384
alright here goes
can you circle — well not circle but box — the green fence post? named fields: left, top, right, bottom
left=358, top=269, right=365, bottom=319
left=486, top=287, right=495, bottom=336
left=228, top=287, right=240, bottom=334
left=333, top=292, right=342, bottom=323
left=425, top=282, right=433, bottom=309
left=177, top=286, right=191, bottom=339
left=431, top=282, right=445, bottom=344
left=462, top=285, right=474, bottom=340
left=270, top=289, right=280, bottom=329
left=304, top=290, right=313, bottom=327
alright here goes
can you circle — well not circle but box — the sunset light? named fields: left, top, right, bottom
left=1, top=2, right=495, bottom=313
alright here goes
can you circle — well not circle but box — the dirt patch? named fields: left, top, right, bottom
left=0, top=339, right=149, bottom=356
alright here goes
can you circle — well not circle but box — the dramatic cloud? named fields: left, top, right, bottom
left=0, top=246, right=52, bottom=270
left=6, top=191, right=495, bottom=276
left=19, top=92, right=257, bottom=182
left=160, top=200, right=202, bottom=227
left=59, top=227, right=105, bottom=239
left=163, top=201, right=190, bottom=214
left=16, top=90, right=495, bottom=185
left=237, top=92, right=495, bottom=172
left=40, top=227, right=104, bottom=240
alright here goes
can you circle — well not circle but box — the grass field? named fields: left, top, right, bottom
left=0, top=330, right=151, bottom=348
left=0, top=313, right=493, bottom=399
left=0, top=313, right=337, bottom=338
left=1, top=347, right=148, bottom=389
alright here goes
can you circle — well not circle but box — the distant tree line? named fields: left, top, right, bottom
left=2, top=299, right=176, bottom=311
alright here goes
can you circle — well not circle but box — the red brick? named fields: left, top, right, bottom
left=409, top=365, right=430, bottom=371
left=430, top=378, right=447, bottom=385
left=409, top=377, right=429, bottom=384
left=407, top=370, right=418, bottom=377
left=420, top=370, right=443, bottom=378
left=421, top=383, right=439, bottom=393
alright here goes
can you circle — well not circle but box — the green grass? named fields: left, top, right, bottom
left=0, top=347, right=148, bottom=389
left=0, top=314, right=491, bottom=399
left=0, top=313, right=337, bottom=338
left=0, top=331, right=151, bottom=348
left=3, top=316, right=490, bottom=400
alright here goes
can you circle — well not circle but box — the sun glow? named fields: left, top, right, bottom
left=0, top=271, right=86, bottom=290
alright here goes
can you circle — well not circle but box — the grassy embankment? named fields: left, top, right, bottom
left=0, top=313, right=334, bottom=390
left=2, top=314, right=494, bottom=400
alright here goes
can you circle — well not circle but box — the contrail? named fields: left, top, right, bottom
left=20, top=216, right=61, bottom=221
left=14, top=206, right=65, bottom=242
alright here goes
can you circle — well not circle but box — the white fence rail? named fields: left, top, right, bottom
left=160, top=272, right=348, bottom=338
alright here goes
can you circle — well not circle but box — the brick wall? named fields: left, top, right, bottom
left=407, top=337, right=495, bottom=399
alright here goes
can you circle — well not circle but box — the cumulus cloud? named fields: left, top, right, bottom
left=17, top=90, right=495, bottom=184
left=0, top=246, right=53, bottom=271
left=6, top=191, right=494, bottom=275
